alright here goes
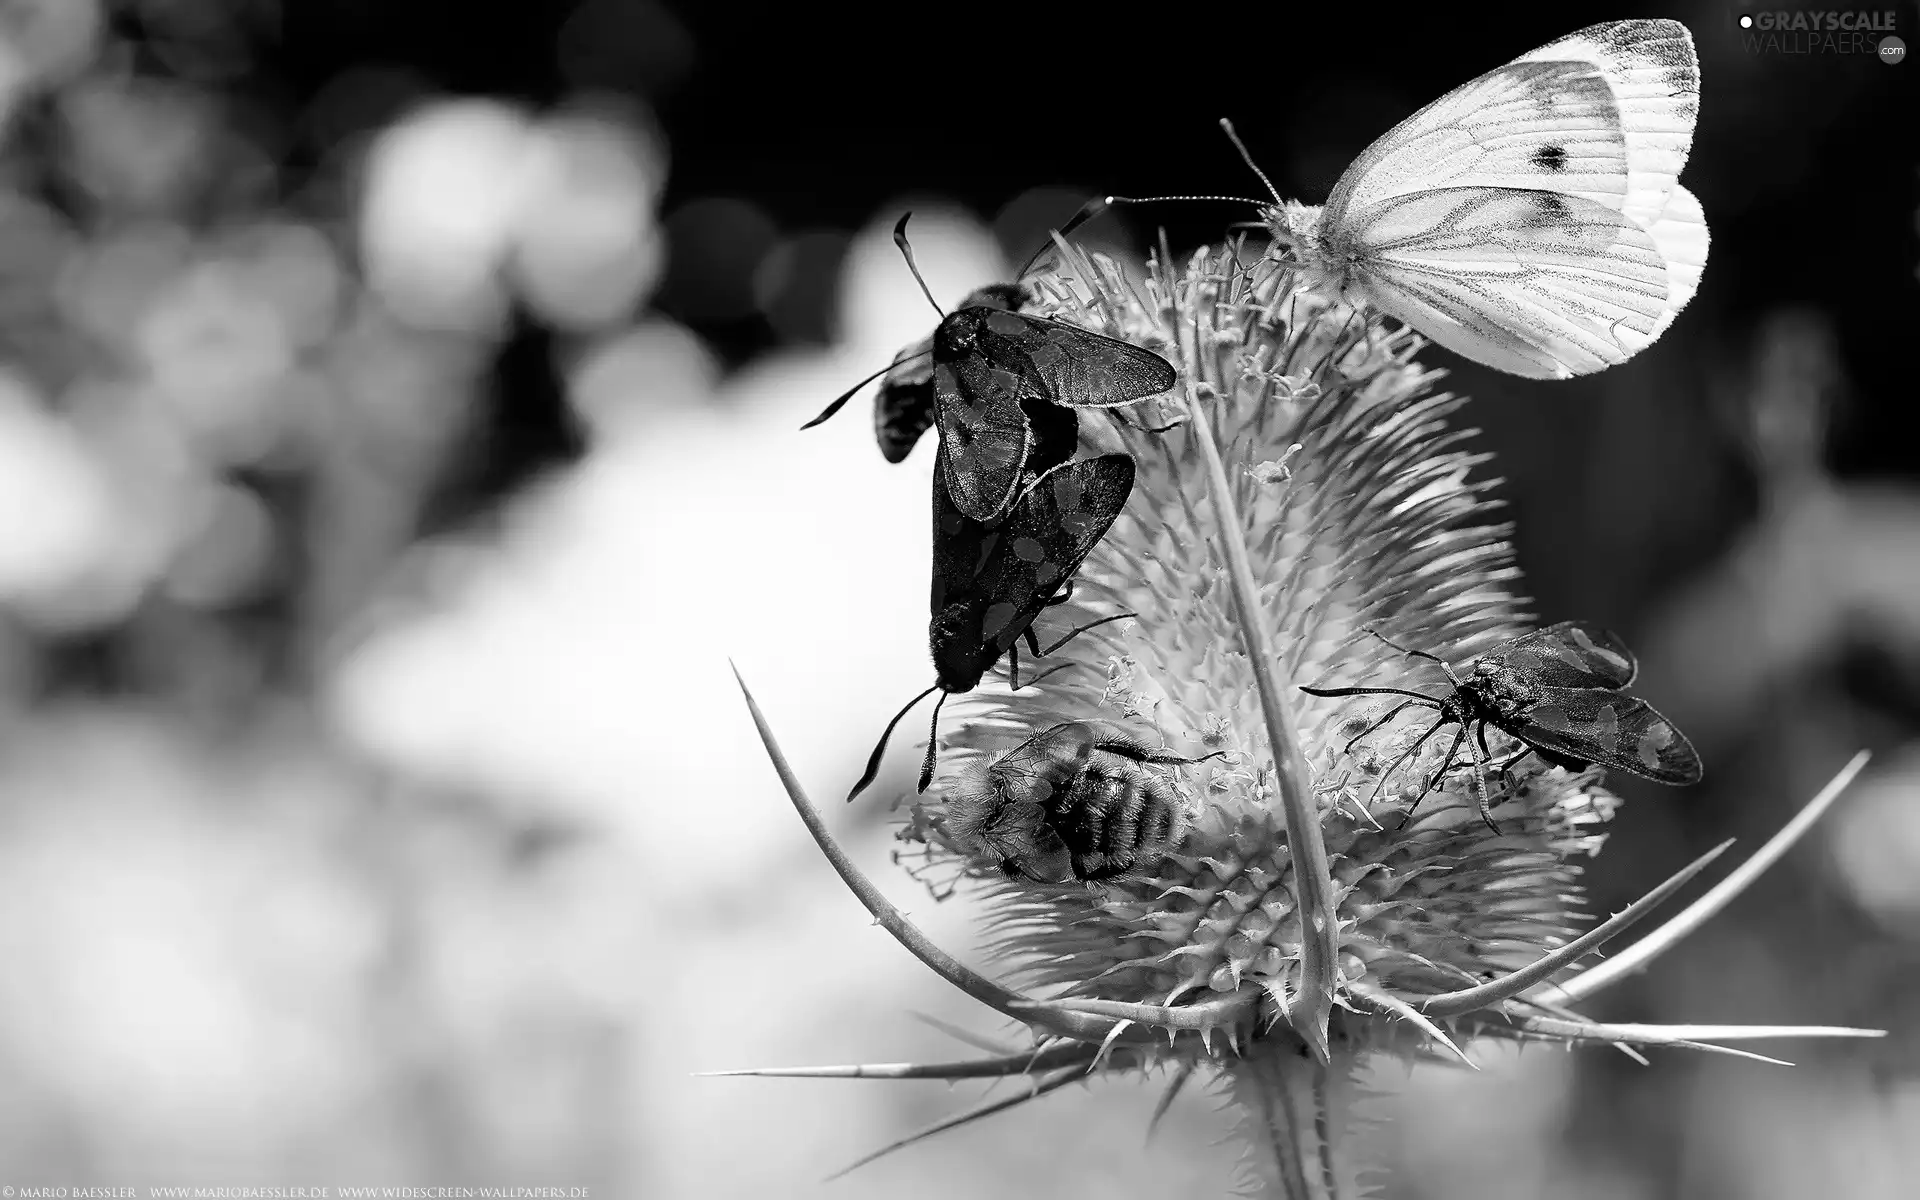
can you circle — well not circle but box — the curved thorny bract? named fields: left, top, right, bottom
left=738, top=241, right=1879, bottom=1199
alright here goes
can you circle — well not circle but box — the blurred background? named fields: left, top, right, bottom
left=0, top=0, right=1913, bottom=1195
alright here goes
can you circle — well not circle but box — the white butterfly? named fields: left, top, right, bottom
left=1261, top=20, right=1708, bottom=379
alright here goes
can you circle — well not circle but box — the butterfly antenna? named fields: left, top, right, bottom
left=1218, top=118, right=1284, bottom=207
left=847, top=683, right=941, bottom=803
left=892, top=213, right=945, bottom=317
left=800, top=349, right=934, bottom=430
left=915, top=690, right=952, bottom=793
left=1107, top=192, right=1268, bottom=210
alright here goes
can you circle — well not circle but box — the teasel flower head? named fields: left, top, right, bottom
left=722, top=239, right=1882, bottom=1198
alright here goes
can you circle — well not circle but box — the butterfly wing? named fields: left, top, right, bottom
left=929, top=452, right=1135, bottom=691
left=1511, top=686, right=1701, bottom=784
left=1518, top=20, right=1699, bottom=231
left=1339, top=186, right=1670, bottom=378
left=1643, top=183, right=1708, bottom=340
left=973, top=311, right=1177, bottom=410
left=1325, top=59, right=1632, bottom=221
left=1489, top=621, right=1637, bottom=689
left=1316, top=21, right=1705, bottom=377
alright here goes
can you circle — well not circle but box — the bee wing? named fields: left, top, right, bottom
left=973, top=453, right=1136, bottom=660
left=990, top=722, right=1100, bottom=790
left=1342, top=186, right=1671, bottom=379
left=981, top=313, right=1177, bottom=410
left=1514, top=687, right=1701, bottom=784
left=1493, top=621, right=1637, bottom=689
left=1517, top=20, right=1699, bottom=231
left=874, top=338, right=936, bottom=463
left=933, top=353, right=1031, bottom=522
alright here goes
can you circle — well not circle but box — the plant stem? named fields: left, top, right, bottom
left=1185, top=396, right=1338, bottom=1063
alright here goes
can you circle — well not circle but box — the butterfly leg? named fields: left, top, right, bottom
left=1044, top=580, right=1076, bottom=608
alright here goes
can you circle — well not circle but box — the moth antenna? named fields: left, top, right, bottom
left=1013, top=197, right=1105, bottom=279
left=801, top=350, right=933, bottom=430
left=1300, top=684, right=1443, bottom=705
left=1358, top=627, right=1450, bottom=668
left=848, top=683, right=942, bottom=803
left=1044, top=196, right=1111, bottom=253
left=1218, top=118, right=1285, bottom=207
left=915, top=689, right=952, bottom=793
left=892, top=213, right=945, bottom=317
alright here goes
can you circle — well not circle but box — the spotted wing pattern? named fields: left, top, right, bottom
left=875, top=284, right=1028, bottom=464
left=970, top=309, right=1178, bottom=411
left=1511, top=686, right=1701, bottom=783
left=929, top=452, right=1135, bottom=692
left=1486, top=620, right=1637, bottom=689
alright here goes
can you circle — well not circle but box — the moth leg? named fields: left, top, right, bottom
left=1399, top=724, right=1466, bottom=829
left=1111, top=410, right=1186, bottom=435
left=1036, top=611, right=1135, bottom=657
left=1015, top=663, right=1075, bottom=691
left=1343, top=699, right=1416, bottom=757
left=1370, top=716, right=1451, bottom=815
left=1462, top=722, right=1500, bottom=834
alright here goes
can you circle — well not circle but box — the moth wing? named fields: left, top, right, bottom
left=1326, top=58, right=1632, bottom=221
left=873, top=337, right=936, bottom=463
left=978, top=312, right=1177, bottom=410
left=1515, top=687, right=1701, bottom=784
left=933, top=352, right=1030, bottom=522
left=1518, top=19, right=1699, bottom=231
left=1344, top=186, right=1670, bottom=378
left=1493, top=621, right=1637, bottom=689
left=975, top=453, right=1135, bottom=659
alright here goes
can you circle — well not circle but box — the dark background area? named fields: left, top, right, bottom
left=0, top=0, right=1915, bottom=1195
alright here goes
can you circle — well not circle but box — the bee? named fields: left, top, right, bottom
left=944, top=721, right=1224, bottom=884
